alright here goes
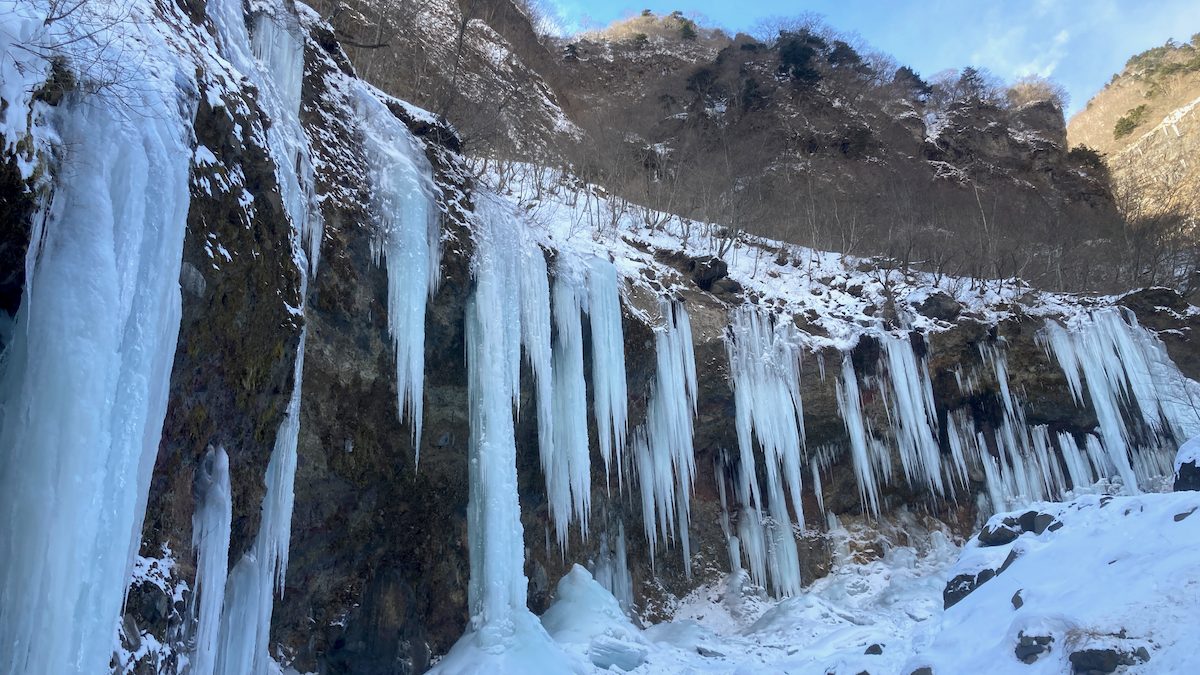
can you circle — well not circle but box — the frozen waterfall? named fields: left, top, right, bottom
left=191, top=447, right=233, bottom=675
left=0, top=49, right=194, bottom=675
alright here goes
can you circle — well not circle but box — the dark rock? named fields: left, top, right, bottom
left=944, top=567, right=995, bottom=609
left=865, top=643, right=883, bottom=655
left=909, top=667, right=933, bottom=675
left=1173, top=507, right=1196, bottom=522
left=690, top=256, right=729, bottom=291
left=978, top=520, right=1020, bottom=546
left=1011, top=589, right=1023, bottom=609
left=1014, top=632, right=1053, bottom=663
left=1175, top=460, right=1200, bottom=492
left=1032, top=513, right=1056, bottom=535
left=915, top=292, right=963, bottom=321
left=711, top=277, right=743, bottom=299
left=1048, top=520, right=1064, bottom=532
left=1068, top=648, right=1121, bottom=673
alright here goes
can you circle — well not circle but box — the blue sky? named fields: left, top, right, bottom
left=540, top=0, right=1200, bottom=117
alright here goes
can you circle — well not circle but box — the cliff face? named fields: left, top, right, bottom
left=2, top=3, right=1199, bottom=675
left=308, top=1, right=1124, bottom=291
left=1069, top=37, right=1200, bottom=277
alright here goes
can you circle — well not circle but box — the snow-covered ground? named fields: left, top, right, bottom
left=528, top=489, right=1200, bottom=675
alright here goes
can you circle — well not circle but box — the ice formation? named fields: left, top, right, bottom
left=1041, top=308, right=1196, bottom=490
left=210, top=0, right=323, bottom=275
left=724, top=307, right=806, bottom=596
left=592, top=521, right=635, bottom=614
left=837, top=354, right=887, bottom=516
left=634, top=301, right=699, bottom=574
left=191, top=447, right=233, bottom=675
left=207, top=4, right=317, bottom=672
left=550, top=273, right=593, bottom=544
left=354, top=82, right=440, bottom=445
left=879, top=334, right=945, bottom=496
left=587, top=258, right=629, bottom=482
left=430, top=195, right=573, bottom=673
left=0, top=21, right=194, bottom=673
left=215, top=334, right=308, bottom=675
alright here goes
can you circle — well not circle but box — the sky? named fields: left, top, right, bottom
left=539, top=0, right=1200, bottom=117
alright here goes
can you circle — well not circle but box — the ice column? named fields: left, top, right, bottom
left=837, top=355, right=885, bottom=516
left=428, top=194, right=571, bottom=673
left=192, top=447, right=233, bottom=675
left=0, top=59, right=193, bottom=674
left=353, top=82, right=440, bottom=445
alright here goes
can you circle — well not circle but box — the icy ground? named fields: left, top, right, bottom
left=518, top=489, right=1200, bottom=675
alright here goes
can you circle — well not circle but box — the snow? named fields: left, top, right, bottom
left=1176, top=436, right=1200, bottom=473
left=910, top=492, right=1200, bottom=674
left=0, top=2, right=195, bottom=671
left=354, top=79, right=440, bottom=447
left=191, top=447, right=233, bottom=675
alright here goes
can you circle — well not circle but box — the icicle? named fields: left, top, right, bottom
left=593, top=521, right=634, bottom=614
left=191, top=447, right=233, bottom=675
left=0, top=56, right=193, bottom=674
left=550, top=274, right=591, bottom=546
left=724, top=307, right=805, bottom=596
left=216, top=330, right=308, bottom=675
left=586, top=257, right=629, bottom=483
left=634, top=301, right=699, bottom=576
left=879, top=334, right=944, bottom=495
left=352, top=83, right=440, bottom=446
left=837, top=354, right=882, bottom=516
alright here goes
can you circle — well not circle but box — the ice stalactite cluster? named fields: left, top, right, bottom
left=633, top=301, right=699, bottom=575
left=879, top=334, right=947, bottom=496
left=724, top=307, right=806, bottom=596
left=354, top=82, right=440, bottom=446
left=588, top=258, right=629, bottom=482
left=191, top=447, right=233, bottom=675
left=207, top=4, right=318, bottom=673
left=836, top=354, right=889, bottom=516
left=1041, top=308, right=1195, bottom=489
left=0, top=27, right=194, bottom=674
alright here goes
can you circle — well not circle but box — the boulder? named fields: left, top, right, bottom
left=915, top=292, right=963, bottom=322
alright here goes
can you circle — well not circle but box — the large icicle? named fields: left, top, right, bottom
left=724, top=307, right=806, bottom=596
left=634, top=300, right=699, bottom=575
left=353, top=82, right=440, bottom=445
left=587, top=257, right=629, bottom=482
left=837, top=355, right=885, bottom=516
left=0, top=31, right=194, bottom=673
left=879, top=334, right=945, bottom=495
left=1041, top=308, right=1200, bottom=491
left=430, top=195, right=579, bottom=673
left=550, top=273, right=591, bottom=545
left=191, top=447, right=233, bottom=675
